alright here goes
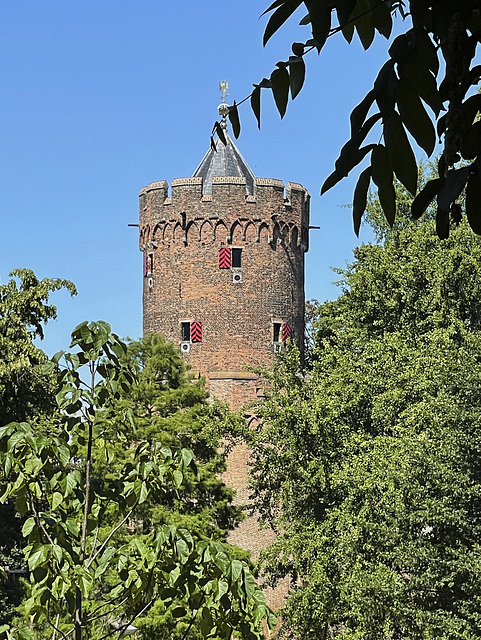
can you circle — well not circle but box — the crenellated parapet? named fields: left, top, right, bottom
left=139, top=176, right=310, bottom=252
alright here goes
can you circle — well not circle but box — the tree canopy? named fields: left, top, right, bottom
left=221, top=0, right=481, bottom=238
left=0, top=321, right=273, bottom=640
left=248, top=189, right=481, bottom=638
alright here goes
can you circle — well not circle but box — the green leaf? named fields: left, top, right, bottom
left=22, top=517, right=35, bottom=537
left=353, top=167, right=371, bottom=236
left=396, top=75, right=436, bottom=156
left=228, top=102, right=241, bottom=139
left=173, top=469, right=183, bottom=488
left=263, top=0, right=303, bottom=46
left=371, top=144, right=396, bottom=226
left=27, top=544, right=49, bottom=571
left=51, top=491, right=63, bottom=510
left=271, top=66, right=290, bottom=118
left=230, top=559, right=243, bottom=583
left=383, top=112, right=418, bottom=195
left=289, top=56, right=305, bottom=99
left=411, top=177, right=444, bottom=219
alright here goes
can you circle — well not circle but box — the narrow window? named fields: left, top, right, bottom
left=232, top=248, right=242, bottom=268
left=148, top=253, right=154, bottom=274
left=181, top=322, right=191, bottom=342
left=273, top=322, right=282, bottom=343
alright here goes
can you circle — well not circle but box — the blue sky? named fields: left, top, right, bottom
left=1, top=1, right=411, bottom=355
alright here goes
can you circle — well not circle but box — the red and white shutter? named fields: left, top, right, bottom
left=191, top=321, right=202, bottom=343
left=218, top=247, right=232, bottom=269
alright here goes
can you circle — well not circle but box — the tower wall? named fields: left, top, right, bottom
left=139, top=175, right=310, bottom=398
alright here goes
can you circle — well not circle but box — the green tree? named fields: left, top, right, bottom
left=86, top=333, right=247, bottom=638
left=249, top=196, right=481, bottom=638
left=223, top=1, right=481, bottom=237
left=0, top=269, right=76, bottom=626
left=0, top=321, right=273, bottom=640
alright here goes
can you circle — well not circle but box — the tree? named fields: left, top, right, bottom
left=221, top=1, right=481, bottom=238
left=0, top=269, right=76, bottom=626
left=84, top=333, right=247, bottom=639
left=249, top=193, right=481, bottom=638
left=0, top=321, right=273, bottom=640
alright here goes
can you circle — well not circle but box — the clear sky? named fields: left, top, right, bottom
left=0, top=1, right=411, bottom=355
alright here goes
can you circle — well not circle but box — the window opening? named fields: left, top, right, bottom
left=181, top=322, right=191, bottom=342
left=273, top=322, right=282, bottom=343
left=232, top=248, right=242, bottom=268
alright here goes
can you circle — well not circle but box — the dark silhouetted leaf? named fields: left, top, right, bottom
left=414, top=26, right=439, bottom=76
left=350, top=89, right=376, bottom=137
left=213, top=121, right=227, bottom=146
left=437, top=113, right=447, bottom=139
left=353, top=167, right=371, bottom=236
left=371, top=144, right=396, bottom=226
left=263, top=0, right=303, bottom=46
left=228, top=102, right=241, bottom=139
left=396, top=75, right=436, bottom=156
left=271, top=67, right=290, bottom=118
left=400, top=57, right=443, bottom=116
left=437, top=166, right=470, bottom=212
left=436, top=207, right=450, bottom=239
left=299, top=12, right=310, bottom=25
left=289, top=56, right=305, bottom=99
left=465, top=172, right=481, bottom=234
left=411, top=177, right=443, bottom=219
left=384, top=112, right=418, bottom=195
left=292, top=42, right=304, bottom=55
left=321, top=144, right=375, bottom=194
left=374, top=60, right=397, bottom=114
left=460, top=121, right=481, bottom=160
left=258, top=77, right=273, bottom=89
left=372, top=0, right=392, bottom=38
left=304, top=0, right=331, bottom=50
left=354, top=3, right=375, bottom=50
left=251, top=86, right=261, bottom=129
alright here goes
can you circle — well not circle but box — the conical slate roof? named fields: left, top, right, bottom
left=193, top=129, right=255, bottom=195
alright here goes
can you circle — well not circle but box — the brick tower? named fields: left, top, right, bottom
left=139, top=120, right=310, bottom=407
left=138, top=105, right=309, bottom=608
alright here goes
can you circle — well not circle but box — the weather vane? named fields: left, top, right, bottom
left=218, top=80, right=230, bottom=122
left=219, top=80, right=229, bottom=103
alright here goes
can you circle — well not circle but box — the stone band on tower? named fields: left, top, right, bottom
left=139, top=128, right=309, bottom=408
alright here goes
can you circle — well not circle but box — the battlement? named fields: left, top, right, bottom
left=139, top=177, right=310, bottom=234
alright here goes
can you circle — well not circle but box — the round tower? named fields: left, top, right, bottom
left=139, top=121, right=309, bottom=407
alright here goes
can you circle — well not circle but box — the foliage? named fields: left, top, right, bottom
left=0, top=321, right=273, bottom=640
left=0, top=269, right=76, bottom=425
left=0, top=269, right=76, bottom=626
left=249, top=201, right=481, bottom=638
left=222, top=0, right=481, bottom=237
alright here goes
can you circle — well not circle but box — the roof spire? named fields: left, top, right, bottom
left=218, top=80, right=229, bottom=129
